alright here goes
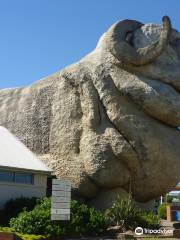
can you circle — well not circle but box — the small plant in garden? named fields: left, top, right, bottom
left=166, top=194, right=173, bottom=203
left=105, top=195, right=141, bottom=230
left=139, top=211, right=159, bottom=229
left=105, top=195, right=160, bottom=230
left=158, top=203, right=167, bottom=219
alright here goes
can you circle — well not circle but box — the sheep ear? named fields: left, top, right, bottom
left=106, top=16, right=171, bottom=66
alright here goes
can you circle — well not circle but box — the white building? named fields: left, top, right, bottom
left=0, top=126, right=51, bottom=208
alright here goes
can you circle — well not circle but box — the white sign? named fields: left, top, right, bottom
left=52, top=184, right=71, bottom=192
left=52, top=196, right=71, bottom=203
left=51, top=209, right=70, bottom=214
left=52, top=202, right=70, bottom=209
left=51, top=179, right=71, bottom=221
left=51, top=214, right=70, bottom=221
left=52, top=179, right=71, bottom=191
left=52, top=191, right=71, bottom=197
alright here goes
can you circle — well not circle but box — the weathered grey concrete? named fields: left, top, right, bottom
left=0, top=16, right=180, bottom=209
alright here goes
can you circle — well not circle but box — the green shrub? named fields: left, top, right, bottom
left=10, top=197, right=63, bottom=236
left=0, top=197, right=37, bottom=225
left=158, top=203, right=167, bottom=219
left=105, top=195, right=141, bottom=230
left=67, top=200, right=107, bottom=236
left=10, top=198, right=107, bottom=237
left=139, top=211, right=159, bottom=228
left=166, top=194, right=173, bottom=203
left=105, top=195, right=159, bottom=230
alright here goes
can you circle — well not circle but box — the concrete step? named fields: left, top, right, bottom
left=160, top=219, right=180, bottom=229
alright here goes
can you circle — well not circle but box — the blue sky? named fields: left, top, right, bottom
left=0, top=0, right=180, bottom=88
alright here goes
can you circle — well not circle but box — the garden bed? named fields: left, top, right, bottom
left=0, top=228, right=47, bottom=240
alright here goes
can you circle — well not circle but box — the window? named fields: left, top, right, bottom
left=0, top=170, right=34, bottom=184
left=0, top=171, right=14, bottom=182
left=15, top=172, right=33, bottom=184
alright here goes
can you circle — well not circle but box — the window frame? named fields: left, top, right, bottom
left=0, top=169, right=34, bottom=185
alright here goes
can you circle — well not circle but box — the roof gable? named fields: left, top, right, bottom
left=0, top=126, right=51, bottom=173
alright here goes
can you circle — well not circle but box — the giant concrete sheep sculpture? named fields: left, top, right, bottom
left=0, top=16, right=180, bottom=209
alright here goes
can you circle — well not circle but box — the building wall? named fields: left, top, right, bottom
left=0, top=173, right=48, bottom=208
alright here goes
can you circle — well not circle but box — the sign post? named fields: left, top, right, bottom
left=51, top=179, right=71, bottom=221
